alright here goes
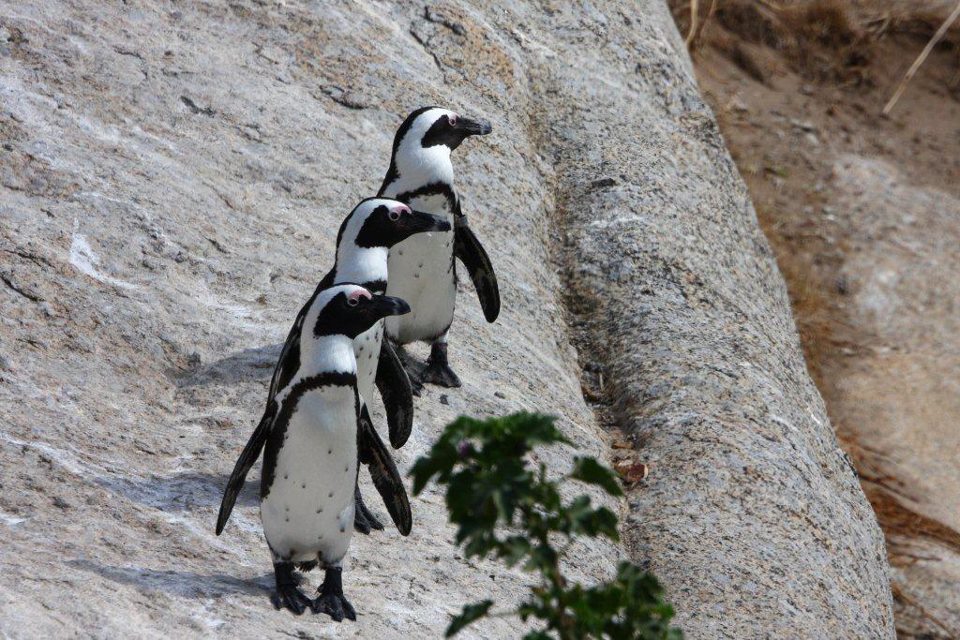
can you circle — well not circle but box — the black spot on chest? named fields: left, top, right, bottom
left=261, top=373, right=358, bottom=500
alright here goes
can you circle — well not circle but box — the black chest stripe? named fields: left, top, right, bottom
left=394, top=181, right=456, bottom=211
left=362, top=279, right=388, bottom=294
left=261, top=371, right=359, bottom=500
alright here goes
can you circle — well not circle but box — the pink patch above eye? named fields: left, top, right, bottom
left=349, top=289, right=373, bottom=302
left=392, top=205, right=410, bottom=215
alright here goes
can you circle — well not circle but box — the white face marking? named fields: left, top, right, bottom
left=385, top=108, right=457, bottom=194
left=388, top=203, right=411, bottom=221
left=334, top=198, right=410, bottom=285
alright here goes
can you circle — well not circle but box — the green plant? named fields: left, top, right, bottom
left=411, top=412, right=682, bottom=640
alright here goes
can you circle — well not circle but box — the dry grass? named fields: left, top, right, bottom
left=883, top=1, right=960, bottom=113
left=671, top=0, right=960, bottom=633
left=673, top=0, right=960, bottom=87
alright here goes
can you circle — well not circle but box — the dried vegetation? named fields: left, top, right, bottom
left=669, top=1, right=960, bottom=636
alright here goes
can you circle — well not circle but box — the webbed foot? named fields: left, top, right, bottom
left=353, top=485, right=383, bottom=534
left=420, top=342, right=462, bottom=388
left=407, top=372, right=425, bottom=397
left=272, top=562, right=311, bottom=615
left=312, top=568, right=356, bottom=621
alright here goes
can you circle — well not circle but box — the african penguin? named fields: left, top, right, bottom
left=326, top=199, right=450, bottom=427
left=216, top=198, right=447, bottom=538
left=378, top=106, right=500, bottom=391
left=258, top=284, right=411, bottom=617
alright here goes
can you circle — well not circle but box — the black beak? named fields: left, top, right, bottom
left=370, top=294, right=411, bottom=319
left=455, top=117, right=493, bottom=137
left=407, top=209, right=452, bottom=234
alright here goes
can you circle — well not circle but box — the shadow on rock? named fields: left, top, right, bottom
left=94, top=471, right=259, bottom=512
left=69, top=559, right=273, bottom=598
left=173, top=344, right=282, bottom=388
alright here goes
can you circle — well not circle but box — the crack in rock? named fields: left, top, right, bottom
left=180, top=96, right=215, bottom=117
left=1, top=272, right=42, bottom=302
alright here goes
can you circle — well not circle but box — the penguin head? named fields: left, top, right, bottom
left=311, top=284, right=410, bottom=340
left=338, top=198, right=451, bottom=252
left=410, top=107, right=493, bottom=151
left=389, top=107, right=492, bottom=180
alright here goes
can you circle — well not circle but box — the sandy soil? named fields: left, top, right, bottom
left=670, top=1, right=960, bottom=636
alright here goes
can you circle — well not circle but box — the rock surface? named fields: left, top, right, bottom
left=0, top=1, right=892, bottom=639
left=526, top=2, right=896, bottom=637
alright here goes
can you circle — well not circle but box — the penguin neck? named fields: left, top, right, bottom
left=333, top=245, right=388, bottom=292
left=392, top=142, right=454, bottom=190
left=298, top=335, right=358, bottom=379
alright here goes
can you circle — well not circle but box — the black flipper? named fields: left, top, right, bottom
left=357, top=405, right=412, bottom=536
left=375, top=340, right=414, bottom=448
left=453, top=207, right=500, bottom=323
left=215, top=401, right=276, bottom=535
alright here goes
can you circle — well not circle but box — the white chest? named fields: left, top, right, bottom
left=386, top=229, right=457, bottom=343
left=261, top=386, right=358, bottom=565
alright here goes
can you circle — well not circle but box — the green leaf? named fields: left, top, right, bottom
left=445, top=600, right=493, bottom=637
left=499, top=535, right=532, bottom=567
left=415, top=414, right=681, bottom=640
left=570, top=456, right=624, bottom=497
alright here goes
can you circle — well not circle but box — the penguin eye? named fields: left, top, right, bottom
left=388, top=209, right=401, bottom=222
left=448, top=115, right=458, bottom=127
left=347, top=297, right=359, bottom=307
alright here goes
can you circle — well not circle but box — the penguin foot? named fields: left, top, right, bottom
left=273, top=585, right=312, bottom=615
left=272, top=562, right=311, bottom=615
left=354, top=486, right=383, bottom=534
left=312, top=590, right=356, bottom=621
left=312, top=568, right=356, bottom=622
left=354, top=509, right=372, bottom=535
left=420, top=361, right=462, bottom=388
left=421, top=343, right=461, bottom=388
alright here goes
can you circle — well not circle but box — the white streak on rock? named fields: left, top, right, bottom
left=69, top=220, right=138, bottom=290
left=0, top=511, right=25, bottom=527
